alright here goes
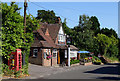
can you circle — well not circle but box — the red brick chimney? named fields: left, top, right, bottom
left=56, top=17, right=61, bottom=24
left=58, top=17, right=61, bottom=24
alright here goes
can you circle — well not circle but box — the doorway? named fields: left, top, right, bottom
left=59, top=50, right=65, bottom=64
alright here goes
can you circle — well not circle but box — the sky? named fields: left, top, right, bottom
left=5, top=1, right=119, bottom=35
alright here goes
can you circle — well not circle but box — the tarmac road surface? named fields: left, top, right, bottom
left=2, top=63, right=120, bottom=80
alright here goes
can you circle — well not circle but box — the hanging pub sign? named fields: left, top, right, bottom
left=67, top=38, right=71, bottom=44
left=67, top=36, right=72, bottom=46
left=65, top=50, right=67, bottom=58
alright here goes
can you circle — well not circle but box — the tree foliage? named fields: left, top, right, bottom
left=100, top=28, right=118, bottom=39
left=62, top=18, right=72, bottom=36
left=36, top=10, right=58, bottom=24
left=72, top=15, right=94, bottom=52
left=94, top=34, right=119, bottom=58
left=62, top=14, right=119, bottom=61
left=1, top=2, right=40, bottom=74
left=2, top=2, right=24, bottom=60
left=89, top=16, right=100, bottom=35
left=94, top=34, right=112, bottom=55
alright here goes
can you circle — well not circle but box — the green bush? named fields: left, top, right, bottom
left=2, top=64, right=29, bottom=78
left=92, top=56, right=101, bottom=64
left=70, top=59, right=79, bottom=65
left=21, top=65, right=28, bottom=75
left=2, top=64, right=14, bottom=76
left=14, top=70, right=21, bottom=78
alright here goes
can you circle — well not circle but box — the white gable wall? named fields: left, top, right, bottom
left=58, top=25, right=64, bottom=34
left=58, top=26, right=66, bottom=42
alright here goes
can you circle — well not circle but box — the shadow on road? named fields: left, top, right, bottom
left=84, top=64, right=120, bottom=75
left=84, top=63, right=120, bottom=80
left=96, top=77, right=120, bottom=80
left=84, top=63, right=120, bottom=75
left=105, top=63, right=120, bottom=65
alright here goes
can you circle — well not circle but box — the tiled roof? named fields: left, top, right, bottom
left=31, top=23, right=78, bottom=50
left=40, top=23, right=60, bottom=42
left=31, top=40, right=42, bottom=47
left=69, top=45, right=79, bottom=50
left=31, top=23, right=59, bottom=48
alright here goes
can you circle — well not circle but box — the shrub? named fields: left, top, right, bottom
left=92, top=56, right=101, bottom=64
left=21, top=65, right=28, bottom=75
left=70, top=60, right=79, bottom=65
left=2, top=64, right=29, bottom=78
left=2, top=64, right=14, bottom=76
left=14, top=70, right=21, bottom=78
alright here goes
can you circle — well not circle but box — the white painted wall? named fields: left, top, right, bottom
left=59, top=26, right=64, bottom=34
left=58, top=26, right=66, bottom=42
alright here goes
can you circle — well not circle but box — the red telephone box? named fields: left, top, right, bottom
left=8, top=49, right=22, bottom=71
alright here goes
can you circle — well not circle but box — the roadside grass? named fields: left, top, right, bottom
left=103, top=55, right=119, bottom=63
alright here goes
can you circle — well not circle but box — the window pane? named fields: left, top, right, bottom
left=33, top=49, right=38, bottom=57
left=53, top=53, right=56, bottom=58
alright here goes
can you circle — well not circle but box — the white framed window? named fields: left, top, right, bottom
left=52, top=49, right=57, bottom=58
left=44, top=52, right=46, bottom=59
left=49, top=49, right=50, bottom=54
left=58, top=35, right=60, bottom=40
left=61, top=35, right=62, bottom=41
left=58, top=34, right=65, bottom=42
left=65, top=50, right=67, bottom=58
left=63, top=36, right=65, bottom=42
left=46, top=49, right=48, bottom=53
left=33, top=49, right=38, bottom=57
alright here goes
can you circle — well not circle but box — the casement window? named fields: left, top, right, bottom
left=61, top=35, right=62, bottom=40
left=58, top=34, right=66, bottom=43
left=53, top=53, right=56, bottom=58
left=44, top=52, right=46, bottom=59
left=39, top=48, right=42, bottom=52
left=33, top=49, right=38, bottom=57
left=49, top=49, right=51, bottom=54
left=65, top=50, right=67, bottom=58
left=58, top=35, right=60, bottom=40
left=46, top=49, right=48, bottom=53
left=53, top=49, right=57, bottom=58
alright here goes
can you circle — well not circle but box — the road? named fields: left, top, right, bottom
left=2, top=63, right=120, bottom=80
left=44, top=64, right=120, bottom=80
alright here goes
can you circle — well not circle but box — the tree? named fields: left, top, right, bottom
left=2, top=2, right=24, bottom=62
left=1, top=2, right=39, bottom=75
left=118, top=38, right=120, bottom=61
left=106, top=35, right=119, bottom=58
left=94, top=34, right=112, bottom=56
left=89, top=16, right=100, bottom=35
left=36, top=10, right=58, bottom=24
left=72, top=15, right=94, bottom=52
left=78, top=14, right=92, bottom=30
left=100, top=28, right=118, bottom=39
left=62, top=18, right=72, bottom=35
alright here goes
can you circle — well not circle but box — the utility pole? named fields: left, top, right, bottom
left=23, top=0, right=27, bottom=65
left=24, top=0, right=27, bottom=36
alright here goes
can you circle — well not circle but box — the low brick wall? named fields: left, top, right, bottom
left=71, top=63, right=79, bottom=66
left=84, top=62, right=92, bottom=66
